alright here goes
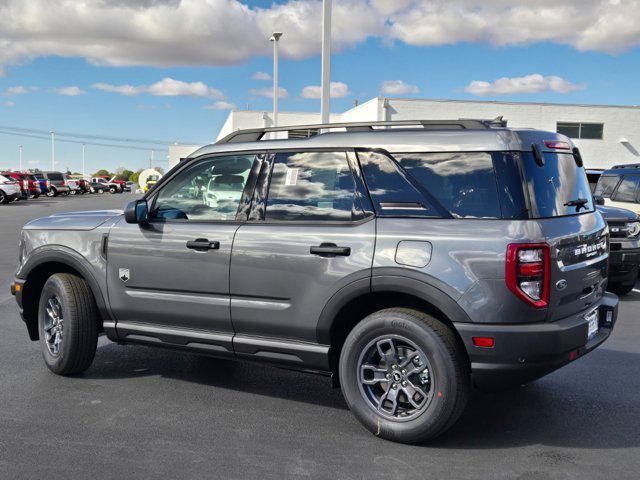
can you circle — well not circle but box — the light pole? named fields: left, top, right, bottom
left=320, top=0, right=332, bottom=125
left=19, top=145, right=23, bottom=171
left=50, top=131, right=56, bottom=170
left=82, top=144, right=86, bottom=179
left=270, top=32, right=283, bottom=129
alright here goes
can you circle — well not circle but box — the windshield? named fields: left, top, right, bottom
left=520, top=152, right=594, bottom=218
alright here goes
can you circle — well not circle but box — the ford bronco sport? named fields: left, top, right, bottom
left=11, top=120, right=618, bottom=443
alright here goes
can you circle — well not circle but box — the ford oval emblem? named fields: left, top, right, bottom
left=556, top=279, right=568, bottom=290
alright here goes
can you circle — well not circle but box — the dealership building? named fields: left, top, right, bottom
left=170, top=97, right=640, bottom=170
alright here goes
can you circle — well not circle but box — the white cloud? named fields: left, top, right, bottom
left=53, top=86, right=86, bottom=96
left=3, top=100, right=15, bottom=107
left=204, top=101, right=236, bottom=110
left=249, top=87, right=288, bottom=99
left=464, top=74, right=585, bottom=96
left=0, top=0, right=636, bottom=75
left=300, top=81, right=350, bottom=99
left=3, top=85, right=28, bottom=95
left=380, top=80, right=420, bottom=95
left=252, top=71, right=271, bottom=81
left=93, top=77, right=224, bottom=99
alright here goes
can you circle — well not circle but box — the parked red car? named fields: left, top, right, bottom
left=1, top=171, right=41, bottom=199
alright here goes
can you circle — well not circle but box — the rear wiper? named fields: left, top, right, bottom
left=564, top=198, right=589, bottom=211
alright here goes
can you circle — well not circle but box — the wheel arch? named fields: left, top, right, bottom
left=318, top=275, right=471, bottom=376
left=18, top=246, right=109, bottom=340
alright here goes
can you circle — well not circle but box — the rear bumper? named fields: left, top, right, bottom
left=454, top=292, right=618, bottom=390
left=609, top=247, right=640, bottom=285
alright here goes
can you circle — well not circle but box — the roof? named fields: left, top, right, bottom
left=190, top=125, right=570, bottom=158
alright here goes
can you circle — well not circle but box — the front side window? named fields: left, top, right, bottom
left=594, top=175, right=621, bottom=198
left=265, top=151, right=359, bottom=221
left=612, top=175, right=640, bottom=202
left=151, top=154, right=254, bottom=221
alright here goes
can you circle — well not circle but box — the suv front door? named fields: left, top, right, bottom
left=106, top=153, right=258, bottom=354
left=229, top=150, right=376, bottom=368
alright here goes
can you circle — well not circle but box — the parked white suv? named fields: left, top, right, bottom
left=0, top=174, right=21, bottom=204
left=594, top=164, right=640, bottom=215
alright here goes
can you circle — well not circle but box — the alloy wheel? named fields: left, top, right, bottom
left=357, top=335, right=434, bottom=421
left=43, top=296, right=64, bottom=356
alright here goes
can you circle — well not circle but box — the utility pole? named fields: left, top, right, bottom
left=320, top=0, right=332, bottom=125
left=270, top=32, right=283, bottom=129
left=82, top=144, right=86, bottom=179
left=150, top=150, right=154, bottom=168
left=50, top=131, right=56, bottom=170
left=19, top=145, right=23, bottom=171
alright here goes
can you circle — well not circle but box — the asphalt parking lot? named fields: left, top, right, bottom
left=1, top=194, right=639, bottom=480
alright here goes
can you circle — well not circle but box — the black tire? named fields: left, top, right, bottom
left=609, top=281, right=635, bottom=295
left=37, top=273, right=98, bottom=375
left=0, top=190, right=6, bottom=204
left=339, top=308, right=469, bottom=444
left=109, top=186, right=117, bottom=194
left=46, top=187, right=57, bottom=197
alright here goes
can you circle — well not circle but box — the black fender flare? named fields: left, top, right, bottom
left=18, top=245, right=111, bottom=322
left=316, top=273, right=472, bottom=345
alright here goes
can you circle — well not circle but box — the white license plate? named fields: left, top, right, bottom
left=586, top=310, right=599, bottom=341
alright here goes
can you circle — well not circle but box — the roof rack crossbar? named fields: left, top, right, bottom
left=216, top=117, right=507, bottom=144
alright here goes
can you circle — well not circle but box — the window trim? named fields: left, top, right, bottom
left=556, top=122, right=604, bottom=140
left=246, top=147, right=373, bottom=225
left=146, top=150, right=265, bottom=225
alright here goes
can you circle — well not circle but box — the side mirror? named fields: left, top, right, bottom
left=593, top=195, right=605, bottom=206
left=124, top=199, right=148, bottom=224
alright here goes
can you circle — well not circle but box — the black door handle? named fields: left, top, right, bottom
left=186, top=238, right=220, bottom=251
left=310, top=243, right=351, bottom=257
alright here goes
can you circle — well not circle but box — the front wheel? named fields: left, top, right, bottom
left=339, top=308, right=469, bottom=444
left=109, top=187, right=117, bottom=194
left=38, top=273, right=98, bottom=375
left=46, top=188, right=56, bottom=197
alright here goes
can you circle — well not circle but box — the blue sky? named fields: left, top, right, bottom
left=0, top=0, right=639, bottom=174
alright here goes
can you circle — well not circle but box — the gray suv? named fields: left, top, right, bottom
left=11, top=120, right=619, bottom=443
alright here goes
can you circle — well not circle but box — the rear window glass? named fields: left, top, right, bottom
left=520, top=152, right=594, bottom=217
left=611, top=175, right=640, bottom=202
left=47, top=173, right=64, bottom=181
left=594, top=175, right=620, bottom=198
left=392, top=152, right=503, bottom=219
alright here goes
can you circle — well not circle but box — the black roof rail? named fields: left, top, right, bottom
left=612, top=163, right=640, bottom=169
left=216, top=117, right=508, bottom=144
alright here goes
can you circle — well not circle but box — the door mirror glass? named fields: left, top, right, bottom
left=124, top=199, right=148, bottom=224
left=593, top=195, right=605, bottom=206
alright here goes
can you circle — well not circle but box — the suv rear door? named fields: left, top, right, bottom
left=229, top=150, right=375, bottom=367
left=106, top=153, right=259, bottom=354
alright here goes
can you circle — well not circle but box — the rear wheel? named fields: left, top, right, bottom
left=46, top=187, right=57, bottom=197
left=339, top=308, right=469, bottom=444
left=0, top=191, right=6, bottom=204
left=38, top=273, right=98, bottom=375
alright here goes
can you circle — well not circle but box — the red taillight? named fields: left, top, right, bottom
left=544, top=140, right=571, bottom=150
left=506, top=243, right=550, bottom=308
left=60, top=180, right=66, bottom=186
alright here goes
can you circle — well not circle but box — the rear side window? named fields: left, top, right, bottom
left=612, top=175, right=640, bottom=202
left=393, top=152, right=503, bottom=219
left=265, top=151, right=360, bottom=221
left=594, top=175, right=620, bottom=198
left=47, top=173, right=64, bottom=181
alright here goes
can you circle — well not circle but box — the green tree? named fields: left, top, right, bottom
left=115, top=169, right=134, bottom=181
left=93, top=169, right=111, bottom=177
left=129, top=169, right=143, bottom=184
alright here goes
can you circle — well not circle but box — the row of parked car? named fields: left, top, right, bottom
left=0, top=171, right=135, bottom=203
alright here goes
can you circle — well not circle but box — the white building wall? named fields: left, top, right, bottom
left=217, top=98, right=640, bottom=170
left=168, top=144, right=203, bottom=169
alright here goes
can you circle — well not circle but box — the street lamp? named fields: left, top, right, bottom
left=270, top=32, right=283, bottom=129
left=320, top=0, right=332, bottom=125
left=19, top=145, right=23, bottom=171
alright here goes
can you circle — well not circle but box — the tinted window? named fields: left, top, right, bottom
left=47, top=172, right=64, bottom=181
left=520, top=152, right=594, bottom=217
left=393, top=152, right=502, bottom=219
left=557, top=123, right=580, bottom=139
left=594, top=175, right=620, bottom=198
left=557, top=122, right=603, bottom=140
left=265, top=151, right=359, bottom=221
left=151, top=155, right=254, bottom=221
left=612, top=175, right=640, bottom=203
left=358, top=151, right=438, bottom=217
